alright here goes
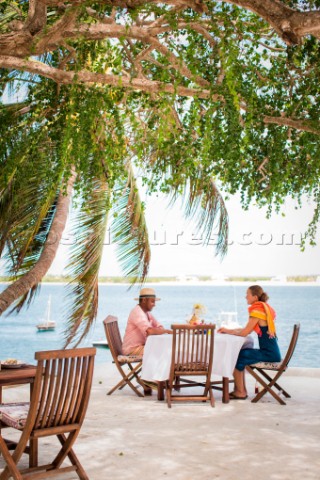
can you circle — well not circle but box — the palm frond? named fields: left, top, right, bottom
left=3, top=198, right=59, bottom=314
left=112, top=164, right=151, bottom=284
left=6, top=284, right=40, bottom=315
left=0, top=103, right=64, bottom=270
left=7, top=192, right=59, bottom=272
left=0, top=169, right=76, bottom=316
left=0, top=160, right=61, bottom=275
left=171, top=176, right=229, bottom=257
left=64, top=177, right=110, bottom=347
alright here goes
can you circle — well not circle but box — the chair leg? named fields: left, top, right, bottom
left=127, top=363, right=143, bottom=382
left=53, top=431, right=80, bottom=468
left=107, top=377, right=128, bottom=395
left=57, top=433, right=89, bottom=480
left=173, top=376, right=181, bottom=391
left=122, top=376, right=144, bottom=397
left=108, top=363, right=144, bottom=397
left=164, top=377, right=215, bottom=407
left=256, top=369, right=288, bottom=404
left=204, top=380, right=215, bottom=407
left=209, top=388, right=215, bottom=407
left=246, top=367, right=286, bottom=405
left=117, top=368, right=142, bottom=391
left=0, top=436, right=23, bottom=480
left=252, top=383, right=286, bottom=405
left=108, top=373, right=141, bottom=395
left=29, top=437, right=38, bottom=468
left=257, top=369, right=291, bottom=398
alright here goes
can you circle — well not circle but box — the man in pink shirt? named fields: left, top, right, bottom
left=122, top=287, right=172, bottom=355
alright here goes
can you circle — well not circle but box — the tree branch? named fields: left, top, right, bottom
left=148, top=37, right=210, bottom=88
left=25, top=0, right=47, bottom=35
left=0, top=55, right=211, bottom=98
left=226, top=0, right=320, bottom=44
left=263, top=115, right=320, bottom=135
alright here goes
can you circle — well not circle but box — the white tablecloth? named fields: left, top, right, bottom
left=141, top=333, right=254, bottom=381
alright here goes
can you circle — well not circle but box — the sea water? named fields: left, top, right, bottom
left=0, top=283, right=319, bottom=367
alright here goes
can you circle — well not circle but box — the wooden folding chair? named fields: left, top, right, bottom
left=103, top=315, right=146, bottom=397
left=246, top=323, right=300, bottom=405
left=0, top=347, right=96, bottom=479
left=166, top=324, right=215, bottom=408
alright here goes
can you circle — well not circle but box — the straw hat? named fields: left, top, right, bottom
left=134, top=287, right=161, bottom=301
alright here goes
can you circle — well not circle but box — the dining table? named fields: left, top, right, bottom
left=0, top=364, right=37, bottom=450
left=141, top=332, right=254, bottom=403
left=0, top=364, right=37, bottom=403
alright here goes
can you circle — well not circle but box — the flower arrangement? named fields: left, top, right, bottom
left=192, top=303, right=207, bottom=315
left=188, top=303, right=207, bottom=325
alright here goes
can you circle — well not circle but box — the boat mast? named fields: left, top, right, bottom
left=46, top=296, right=51, bottom=326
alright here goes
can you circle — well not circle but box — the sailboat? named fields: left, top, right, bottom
left=36, top=296, right=56, bottom=332
left=92, top=339, right=109, bottom=348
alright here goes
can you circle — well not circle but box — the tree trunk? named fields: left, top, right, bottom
left=0, top=170, right=76, bottom=316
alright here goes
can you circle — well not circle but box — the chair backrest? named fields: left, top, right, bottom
left=281, top=323, right=300, bottom=368
left=28, top=347, right=96, bottom=432
left=103, top=315, right=123, bottom=357
left=169, top=324, right=215, bottom=376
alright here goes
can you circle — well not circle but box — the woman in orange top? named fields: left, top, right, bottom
left=218, top=285, right=281, bottom=399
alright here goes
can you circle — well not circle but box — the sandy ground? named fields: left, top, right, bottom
left=1, top=364, right=320, bottom=480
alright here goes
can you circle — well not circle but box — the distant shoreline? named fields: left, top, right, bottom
left=1, top=280, right=319, bottom=287
left=127, top=280, right=320, bottom=287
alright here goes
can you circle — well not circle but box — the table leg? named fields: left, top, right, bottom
left=0, top=386, right=2, bottom=439
left=222, top=377, right=229, bottom=403
left=157, top=381, right=165, bottom=401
